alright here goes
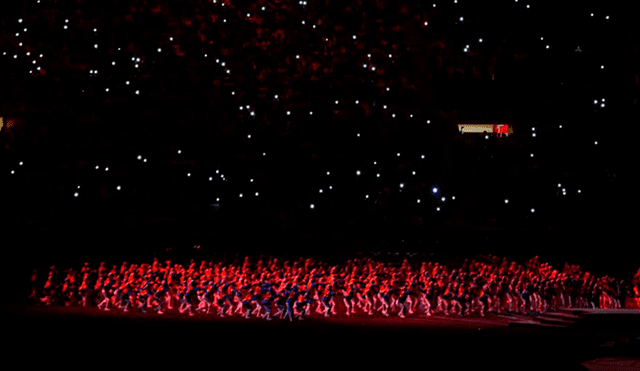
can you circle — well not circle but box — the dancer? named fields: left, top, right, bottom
left=342, top=280, right=356, bottom=316
left=377, top=281, right=391, bottom=317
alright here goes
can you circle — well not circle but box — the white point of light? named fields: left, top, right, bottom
left=479, top=38, right=483, bottom=43
left=353, top=35, right=356, bottom=40
left=531, top=209, right=535, bottom=213
left=310, top=111, right=313, bottom=115
left=485, top=135, right=489, bottom=139
left=329, top=186, right=332, bottom=190
left=95, top=166, right=99, bottom=170
left=248, top=135, right=251, bottom=138
left=187, top=173, right=191, bottom=177
left=578, top=190, right=581, bottom=193
left=217, top=198, right=220, bottom=202
left=117, top=186, right=121, bottom=190
left=452, top=196, right=456, bottom=200
left=421, top=155, right=425, bottom=159
left=373, top=162, right=377, bottom=165
left=559, top=125, right=562, bottom=128
left=437, top=207, right=440, bottom=211
left=74, top=193, right=78, bottom=197
left=441, top=197, right=445, bottom=201
left=106, top=88, right=109, bottom=92
left=505, top=199, right=509, bottom=204
left=170, top=37, right=173, bottom=41
left=425, top=22, right=428, bottom=26
left=135, top=90, right=140, bottom=95
left=355, top=100, right=359, bottom=104
left=239, top=193, right=243, bottom=197
left=412, top=171, right=416, bottom=175
left=377, top=174, right=380, bottom=177
left=209, top=177, right=212, bottom=181
left=400, top=183, right=405, bottom=188
left=296, top=55, right=300, bottom=59
left=601, top=104, right=605, bottom=107
left=365, top=195, right=369, bottom=199
left=372, top=67, right=376, bottom=71
left=18, top=19, right=22, bottom=23
left=126, top=81, right=130, bottom=85
left=327, top=172, right=330, bottom=175
left=389, top=54, right=392, bottom=58
left=250, top=179, right=254, bottom=182
left=527, top=4, right=530, bottom=8
left=427, top=120, right=431, bottom=124
left=310, top=204, right=315, bottom=209
left=11, top=170, right=14, bottom=174
left=356, top=171, right=361, bottom=176
left=263, top=153, right=266, bottom=156
left=255, top=192, right=259, bottom=196
left=287, top=111, right=290, bottom=115
left=216, top=170, right=218, bottom=173
left=392, top=114, right=396, bottom=118
left=143, top=159, right=147, bottom=163
left=94, top=44, right=98, bottom=49
left=433, top=188, right=438, bottom=193
left=335, top=100, right=339, bottom=104
left=319, top=189, right=323, bottom=193
left=64, top=26, right=68, bottom=29
left=594, top=141, right=598, bottom=145
left=546, top=45, right=549, bottom=49
left=112, top=61, right=116, bottom=65
left=530, top=153, right=534, bottom=157
left=417, top=199, right=421, bottom=203
left=606, top=16, right=609, bottom=20
left=384, top=105, right=387, bottom=109
left=137, top=155, right=142, bottom=160
left=386, top=87, right=390, bottom=91
left=78, top=186, right=81, bottom=189
left=357, top=133, right=360, bottom=137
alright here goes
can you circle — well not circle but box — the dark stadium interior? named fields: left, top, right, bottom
left=0, top=0, right=639, bottom=369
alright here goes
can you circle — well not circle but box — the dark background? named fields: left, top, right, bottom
left=0, top=0, right=638, bottom=303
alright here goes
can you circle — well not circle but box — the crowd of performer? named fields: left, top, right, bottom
left=30, top=254, right=640, bottom=321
